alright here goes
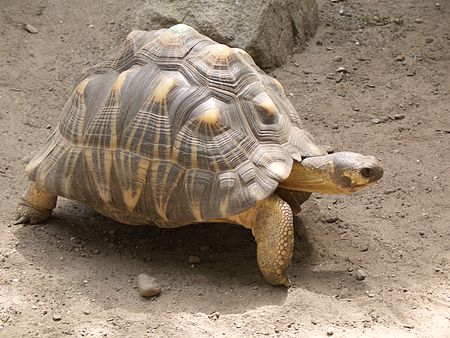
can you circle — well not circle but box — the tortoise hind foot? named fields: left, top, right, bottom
left=15, top=202, right=52, bottom=225
left=15, top=182, right=57, bottom=225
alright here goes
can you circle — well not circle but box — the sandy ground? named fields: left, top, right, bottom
left=1, top=0, right=449, bottom=337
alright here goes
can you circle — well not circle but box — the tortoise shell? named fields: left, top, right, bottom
left=26, top=24, right=325, bottom=227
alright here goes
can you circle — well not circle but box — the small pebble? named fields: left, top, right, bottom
left=371, top=118, right=381, bottom=124
left=324, top=217, right=339, bottom=223
left=316, top=40, right=323, bottom=46
left=425, top=37, right=434, bottom=44
left=335, top=73, right=344, bottom=83
left=395, top=55, right=405, bottom=61
left=82, top=309, right=91, bottom=315
left=324, top=145, right=335, bottom=154
left=327, top=327, right=334, bottom=336
left=188, top=255, right=201, bottom=264
left=336, top=66, right=348, bottom=73
left=137, top=274, right=162, bottom=297
left=208, top=312, right=220, bottom=320
left=394, top=114, right=405, bottom=120
left=24, top=24, right=38, bottom=34
left=414, top=18, right=424, bottom=23
left=200, top=245, right=210, bottom=252
left=303, top=69, right=310, bottom=74
left=355, top=268, right=368, bottom=281
left=353, top=106, right=360, bottom=111
left=293, top=62, right=300, bottom=67
left=52, top=313, right=62, bottom=321
left=332, top=55, right=343, bottom=62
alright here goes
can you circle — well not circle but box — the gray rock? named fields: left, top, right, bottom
left=136, top=0, right=318, bottom=69
left=371, top=118, right=381, bottom=124
left=188, top=255, right=201, bottom=264
left=137, top=274, right=162, bottom=297
left=323, top=145, right=335, bottom=154
left=324, top=216, right=339, bottom=223
left=326, top=327, right=334, bottom=336
left=355, top=268, right=368, bottom=281
left=332, top=55, right=343, bottom=62
left=24, top=24, right=38, bottom=34
left=208, top=311, right=220, bottom=320
left=336, top=66, right=348, bottom=73
left=52, top=313, right=62, bottom=321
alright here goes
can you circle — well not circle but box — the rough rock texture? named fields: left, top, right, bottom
left=136, top=0, right=318, bottom=69
left=137, top=274, right=162, bottom=297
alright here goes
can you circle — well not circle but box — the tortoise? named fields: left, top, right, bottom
left=16, top=24, right=383, bottom=287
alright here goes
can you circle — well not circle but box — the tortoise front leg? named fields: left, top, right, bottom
left=15, top=182, right=57, bottom=224
left=227, top=194, right=294, bottom=287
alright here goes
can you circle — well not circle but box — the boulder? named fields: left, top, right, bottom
left=136, top=0, right=318, bottom=69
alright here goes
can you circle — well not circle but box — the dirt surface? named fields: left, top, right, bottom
left=1, top=0, right=449, bottom=337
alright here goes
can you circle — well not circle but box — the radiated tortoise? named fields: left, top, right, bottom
left=16, top=24, right=383, bottom=287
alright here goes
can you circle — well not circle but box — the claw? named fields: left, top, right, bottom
left=14, top=216, right=29, bottom=225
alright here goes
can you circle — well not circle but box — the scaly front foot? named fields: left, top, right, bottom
left=226, top=194, right=294, bottom=287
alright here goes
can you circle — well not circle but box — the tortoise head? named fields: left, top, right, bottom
left=279, top=152, right=383, bottom=194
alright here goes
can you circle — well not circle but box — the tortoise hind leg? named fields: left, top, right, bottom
left=15, top=182, right=57, bottom=224
left=226, top=194, right=294, bottom=287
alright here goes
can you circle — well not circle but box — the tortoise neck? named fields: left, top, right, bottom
left=278, top=158, right=345, bottom=194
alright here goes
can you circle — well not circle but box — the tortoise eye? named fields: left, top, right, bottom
left=360, top=167, right=374, bottom=178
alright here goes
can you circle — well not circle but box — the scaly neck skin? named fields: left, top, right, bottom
left=278, top=159, right=346, bottom=194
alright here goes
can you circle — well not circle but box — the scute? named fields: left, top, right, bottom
left=26, top=24, right=325, bottom=227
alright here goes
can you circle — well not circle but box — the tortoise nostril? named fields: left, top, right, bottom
left=360, top=167, right=374, bottom=178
